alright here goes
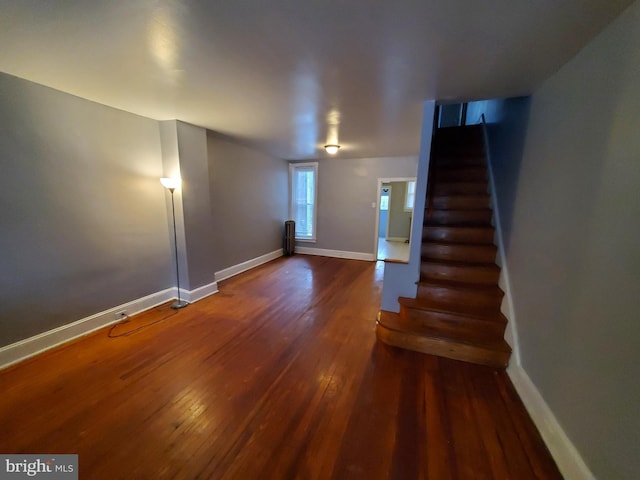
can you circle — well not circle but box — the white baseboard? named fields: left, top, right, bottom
left=508, top=364, right=596, bottom=480
left=0, top=280, right=220, bottom=370
left=296, top=246, right=376, bottom=262
left=182, top=280, right=218, bottom=303
left=0, top=288, right=174, bottom=369
left=215, top=249, right=283, bottom=283
left=385, top=237, right=409, bottom=243
left=1, top=248, right=285, bottom=370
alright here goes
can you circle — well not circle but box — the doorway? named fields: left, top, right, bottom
left=375, top=177, right=415, bottom=262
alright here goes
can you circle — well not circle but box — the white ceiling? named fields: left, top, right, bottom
left=0, top=0, right=633, bottom=159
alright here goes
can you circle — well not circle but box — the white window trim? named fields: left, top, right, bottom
left=289, top=161, right=318, bottom=242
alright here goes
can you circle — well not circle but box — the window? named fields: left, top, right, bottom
left=404, top=181, right=416, bottom=211
left=289, top=162, right=318, bottom=241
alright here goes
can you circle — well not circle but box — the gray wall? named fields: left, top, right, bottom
left=439, top=104, right=462, bottom=127
left=387, top=181, right=412, bottom=239
left=176, top=121, right=217, bottom=289
left=466, top=97, right=532, bottom=251
left=0, top=72, right=172, bottom=346
left=207, top=132, right=288, bottom=272
left=300, top=156, right=418, bottom=254
left=505, top=2, right=640, bottom=478
left=483, top=98, right=531, bottom=250
left=381, top=102, right=435, bottom=312
left=159, top=120, right=190, bottom=290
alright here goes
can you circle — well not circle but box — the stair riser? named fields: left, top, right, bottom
left=431, top=195, right=491, bottom=210
left=422, top=243, right=497, bottom=263
left=435, top=129, right=483, bottom=143
left=399, top=306, right=507, bottom=340
left=434, top=146, right=485, bottom=156
left=434, top=169, right=487, bottom=182
left=415, top=285, right=503, bottom=309
left=432, top=183, right=488, bottom=195
left=425, top=210, right=493, bottom=226
left=376, top=323, right=510, bottom=368
left=421, top=263, right=500, bottom=285
left=423, top=226, right=495, bottom=245
left=434, top=156, right=486, bottom=168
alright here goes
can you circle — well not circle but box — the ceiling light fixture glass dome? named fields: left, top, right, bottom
left=324, top=144, right=340, bottom=155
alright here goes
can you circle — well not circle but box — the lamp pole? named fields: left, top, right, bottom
left=161, top=178, right=188, bottom=309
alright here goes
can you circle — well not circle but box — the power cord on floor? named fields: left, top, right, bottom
left=107, top=306, right=179, bottom=338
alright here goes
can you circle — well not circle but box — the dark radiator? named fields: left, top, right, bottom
left=284, top=220, right=295, bottom=256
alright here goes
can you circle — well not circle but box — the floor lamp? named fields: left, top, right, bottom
left=161, top=177, right=189, bottom=309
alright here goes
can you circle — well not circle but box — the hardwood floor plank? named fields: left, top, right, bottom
left=494, top=370, right=564, bottom=480
left=441, top=358, right=495, bottom=480
left=424, top=355, right=457, bottom=480
left=329, top=343, right=405, bottom=479
left=464, top=363, right=527, bottom=479
left=468, top=364, right=540, bottom=479
left=0, top=255, right=562, bottom=479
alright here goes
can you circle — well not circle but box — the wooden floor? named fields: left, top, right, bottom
left=0, top=256, right=562, bottom=479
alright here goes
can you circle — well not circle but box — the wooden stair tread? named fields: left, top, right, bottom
left=420, top=257, right=501, bottom=286
left=421, top=239, right=497, bottom=245
left=431, top=182, right=489, bottom=194
left=424, top=220, right=493, bottom=227
left=434, top=162, right=485, bottom=168
left=425, top=209, right=493, bottom=214
left=432, top=180, right=488, bottom=187
left=379, top=311, right=509, bottom=348
left=424, top=209, right=493, bottom=227
left=433, top=170, right=487, bottom=182
left=422, top=240, right=497, bottom=250
left=420, top=258, right=500, bottom=270
left=423, top=225, right=494, bottom=230
left=415, top=279, right=505, bottom=312
left=432, top=182, right=488, bottom=190
left=376, top=312, right=511, bottom=368
left=422, top=224, right=495, bottom=240
left=433, top=157, right=486, bottom=165
left=423, top=225, right=495, bottom=231
left=433, top=166, right=487, bottom=173
left=399, top=296, right=506, bottom=323
left=415, top=278, right=504, bottom=297
left=388, top=311, right=506, bottom=346
left=432, top=193, right=490, bottom=199
left=431, top=194, right=491, bottom=210
left=422, top=241, right=498, bottom=263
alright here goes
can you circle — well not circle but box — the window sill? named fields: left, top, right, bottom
left=295, top=238, right=316, bottom=243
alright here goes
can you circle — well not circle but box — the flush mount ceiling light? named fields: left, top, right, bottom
left=324, top=144, right=340, bottom=155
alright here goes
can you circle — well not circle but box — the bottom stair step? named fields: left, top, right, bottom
left=376, top=311, right=511, bottom=368
left=398, top=297, right=507, bottom=340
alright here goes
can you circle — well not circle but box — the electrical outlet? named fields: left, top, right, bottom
left=114, top=310, right=128, bottom=321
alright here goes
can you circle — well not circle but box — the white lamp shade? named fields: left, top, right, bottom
left=160, top=177, right=181, bottom=190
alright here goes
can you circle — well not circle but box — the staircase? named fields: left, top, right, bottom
left=376, top=124, right=512, bottom=368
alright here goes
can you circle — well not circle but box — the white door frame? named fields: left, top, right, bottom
left=374, top=176, right=417, bottom=260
